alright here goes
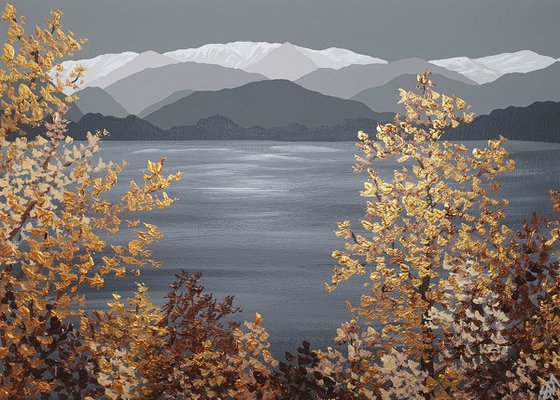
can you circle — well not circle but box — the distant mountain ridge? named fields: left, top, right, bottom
left=429, top=50, right=558, bottom=84
left=86, top=51, right=179, bottom=89
left=66, top=113, right=385, bottom=141
left=104, top=63, right=268, bottom=115
left=63, top=100, right=560, bottom=143
left=57, top=51, right=138, bottom=92
left=57, top=41, right=386, bottom=93
left=73, top=87, right=129, bottom=118
left=164, top=41, right=385, bottom=75
left=56, top=42, right=557, bottom=97
left=245, top=43, right=320, bottom=80
left=295, top=58, right=479, bottom=99
left=446, top=101, right=560, bottom=142
left=352, top=63, right=560, bottom=115
left=144, top=79, right=382, bottom=129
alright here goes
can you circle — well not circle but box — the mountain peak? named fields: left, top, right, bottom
left=57, top=51, right=139, bottom=93
left=139, top=50, right=161, bottom=57
left=144, top=78, right=377, bottom=130
left=246, top=43, right=318, bottom=80
left=85, top=50, right=178, bottom=91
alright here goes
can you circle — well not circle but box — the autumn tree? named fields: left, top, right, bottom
left=0, top=3, right=182, bottom=398
left=0, top=4, right=284, bottom=399
left=81, top=271, right=243, bottom=399
left=328, top=71, right=560, bottom=398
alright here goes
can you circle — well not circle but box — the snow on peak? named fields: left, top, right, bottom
left=164, top=41, right=281, bottom=69
left=429, top=57, right=501, bottom=84
left=294, top=45, right=387, bottom=69
left=245, top=42, right=319, bottom=80
left=475, top=50, right=556, bottom=74
left=55, top=44, right=556, bottom=97
left=164, top=41, right=386, bottom=71
left=57, top=51, right=139, bottom=91
left=86, top=51, right=178, bottom=89
left=54, top=42, right=387, bottom=94
left=430, top=50, right=557, bottom=84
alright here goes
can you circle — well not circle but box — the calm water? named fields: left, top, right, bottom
left=85, top=140, right=560, bottom=354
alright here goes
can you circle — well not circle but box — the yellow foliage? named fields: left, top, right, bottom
left=329, top=71, right=560, bottom=398
left=0, top=3, right=85, bottom=138
left=0, top=3, right=182, bottom=396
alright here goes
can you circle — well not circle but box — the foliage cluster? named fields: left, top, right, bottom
left=0, top=3, right=558, bottom=399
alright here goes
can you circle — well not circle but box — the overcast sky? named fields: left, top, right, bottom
left=7, top=0, right=560, bottom=61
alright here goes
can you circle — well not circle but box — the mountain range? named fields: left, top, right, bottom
left=53, top=41, right=558, bottom=142
left=295, top=58, right=479, bottom=99
left=63, top=113, right=384, bottom=141
left=59, top=43, right=554, bottom=94
left=61, top=100, right=560, bottom=142
left=104, top=63, right=267, bottom=115
left=352, top=63, right=560, bottom=115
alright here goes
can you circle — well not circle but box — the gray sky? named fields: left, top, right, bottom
left=7, top=0, right=560, bottom=61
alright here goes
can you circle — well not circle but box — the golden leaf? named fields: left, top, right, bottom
left=36, top=336, right=54, bottom=346
left=2, top=43, right=14, bottom=60
left=147, top=160, right=162, bottom=175
left=531, top=338, right=544, bottom=351
left=89, top=273, right=105, bottom=289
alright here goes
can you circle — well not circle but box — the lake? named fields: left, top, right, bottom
left=84, top=140, right=560, bottom=354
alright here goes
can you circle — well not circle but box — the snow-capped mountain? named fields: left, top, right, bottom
left=56, top=44, right=558, bottom=99
left=245, top=42, right=320, bottom=80
left=58, top=51, right=138, bottom=90
left=428, top=57, right=501, bottom=85
left=295, top=45, right=386, bottom=69
left=86, top=51, right=178, bottom=89
left=57, top=41, right=387, bottom=92
left=476, top=50, right=557, bottom=74
left=430, top=50, right=557, bottom=84
left=163, top=41, right=386, bottom=73
left=58, top=51, right=178, bottom=94
left=164, top=42, right=281, bottom=69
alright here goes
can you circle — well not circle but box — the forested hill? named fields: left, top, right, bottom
left=446, top=101, right=560, bottom=142
left=21, top=101, right=560, bottom=142
left=64, top=114, right=385, bottom=141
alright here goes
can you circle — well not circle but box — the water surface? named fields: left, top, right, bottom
left=86, top=140, right=560, bottom=353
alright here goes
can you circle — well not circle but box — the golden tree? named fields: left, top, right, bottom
left=0, top=3, right=84, bottom=137
left=79, top=275, right=282, bottom=399
left=0, top=4, right=285, bottom=399
left=328, top=72, right=560, bottom=398
left=0, top=3, right=182, bottom=398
